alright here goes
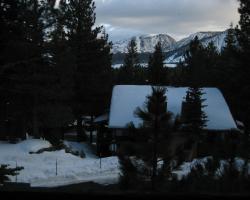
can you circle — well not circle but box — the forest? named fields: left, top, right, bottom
left=1, top=0, right=250, bottom=194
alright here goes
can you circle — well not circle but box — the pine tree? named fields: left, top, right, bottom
left=221, top=24, right=238, bottom=72
left=236, top=0, right=250, bottom=134
left=236, top=0, right=250, bottom=64
left=118, top=154, right=139, bottom=190
left=219, top=24, right=241, bottom=120
left=182, top=87, right=207, bottom=133
left=62, top=0, right=112, bottom=141
left=135, top=86, right=172, bottom=190
left=18, top=1, right=59, bottom=139
left=118, top=38, right=141, bottom=84
left=224, top=24, right=238, bottom=54
left=148, top=42, right=168, bottom=85
left=41, top=1, right=76, bottom=143
left=181, top=87, right=207, bottom=157
left=203, top=42, right=220, bottom=86
left=0, top=164, right=24, bottom=184
left=184, top=36, right=207, bottom=87
left=0, top=0, right=25, bottom=139
left=0, top=1, right=54, bottom=139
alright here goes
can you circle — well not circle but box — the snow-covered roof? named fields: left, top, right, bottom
left=94, top=113, right=109, bottom=123
left=108, top=85, right=238, bottom=131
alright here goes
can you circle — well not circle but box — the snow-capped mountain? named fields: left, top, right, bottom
left=112, top=34, right=176, bottom=54
left=112, top=30, right=228, bottom=65
left=165, top=31, right=227, bottom=63
left=173, top=32, right=223, bottom=50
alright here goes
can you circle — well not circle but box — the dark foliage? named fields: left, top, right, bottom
left=0, top=164, right=24, bottom=184
left=0, top=0, right=112, bottom=142
left=148, top=42, right=168, bottom=85
left=181, top=87, right=207, bottom=134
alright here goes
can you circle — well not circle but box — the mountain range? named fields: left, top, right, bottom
left=112, top=30, right=228, bottom=64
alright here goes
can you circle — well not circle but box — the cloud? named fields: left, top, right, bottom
left=100, top=23, right=144, bottom=41
left=94, top=0, right=240, bottom=41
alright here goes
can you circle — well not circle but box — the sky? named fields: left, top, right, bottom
left=94, top=0, right=240, bottom=42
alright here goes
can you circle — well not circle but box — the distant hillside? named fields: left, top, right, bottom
left=164, top=31, right=227, bottom=63
left=112, top=31, right=228, bottom=65
left=112, top=34, right=176, bottom=54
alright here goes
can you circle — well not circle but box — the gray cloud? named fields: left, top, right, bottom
left=94, top=0, right=240, bottom=41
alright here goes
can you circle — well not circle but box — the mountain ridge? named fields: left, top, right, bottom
left=112, top=30, right=228, bottom=64
left=112, top=33, right=176, bottom=54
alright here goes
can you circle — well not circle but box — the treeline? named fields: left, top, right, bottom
left=0, top=0, right=113, bottom=143
left=112, top=52, right=152, bottom=65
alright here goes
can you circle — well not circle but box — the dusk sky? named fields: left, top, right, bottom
left=94, top=0, right=240, bottom=41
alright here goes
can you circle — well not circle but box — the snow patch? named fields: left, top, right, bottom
left=0, top=139, right=120, bottom=187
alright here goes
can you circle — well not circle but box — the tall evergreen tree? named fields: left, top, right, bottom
left=0, top=0, right=25, bottom=139
left=135, top=86, right=172, bottom=190
left=236, top=0, right=250, bottom=133
left=0, top=164, right=23, bottom=184
left=148, top=42, right=168, bottom=85
left=219, top=24, right=241, bottom=119
left=181, top=87, right=207, bottom=157
left=224, top=24, right=238, bottom=54
left=62, top=0, right=112, bottom=141
left=118, top=39, right=142, bottom=84
left=40, top=2, right=75, bottom=143
left=19, top=0, right=57, bottom=139
left=0, top=0, right=54, bottom=139
left=183, top=37, right=221, bottom=88
left=184, top=36, right=207, bottom=87
left=203, top=42, right=220, bottom=86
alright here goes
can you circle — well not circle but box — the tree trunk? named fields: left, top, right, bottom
left=77, top=116, right=86, bottom=142
left=89, top=115, right=94, bottom=144
left=32, top=101, right=39, bottom=138
left=192, top=140, right=198, bottom=159
left=61, top=127, right=64, bottom=140
left=152, top=137, right=158, bottom=190
left=21, top=116, right=26, bottom=140
left=33, top=110, right=39, bottom=138
left=151, top=116, right=159, bottom=191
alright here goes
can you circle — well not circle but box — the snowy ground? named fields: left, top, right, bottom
left=112, top=63, right=177, bottom=69
left=172, top=156, right=250, bottom=180
left=0, top=139, right=120, bottom=188
left=2, top=138, right=249, bottom=188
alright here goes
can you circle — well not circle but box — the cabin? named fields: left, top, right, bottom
left=106, top=85, right=240, bottom=156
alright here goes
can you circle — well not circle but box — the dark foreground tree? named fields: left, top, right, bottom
left=62, top=0, right=112, bottom=141
left=184, top=36, right=206, bottom=86
left=118, top=39, right=141, bottom=84
left=148, top=42, right=168, bottom=85
left=236, top=0, right=250, bottom=134
left=134, top=86, right=172, bottom=190
left=44, top=2, right=76, bottom=143
left=181, top=87, right=207, bottom=157
left=0, top=164, right=24, bottom=184
left=118, top=154, right=140, bottom=190
left=0, top=0, right=59, bottom=140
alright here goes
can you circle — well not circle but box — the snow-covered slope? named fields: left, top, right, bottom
left=174, top=31, right=226, bottom=50
left=112, top=34, right=176, bottom=54
left=164, top=31, right=227, bottom=63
